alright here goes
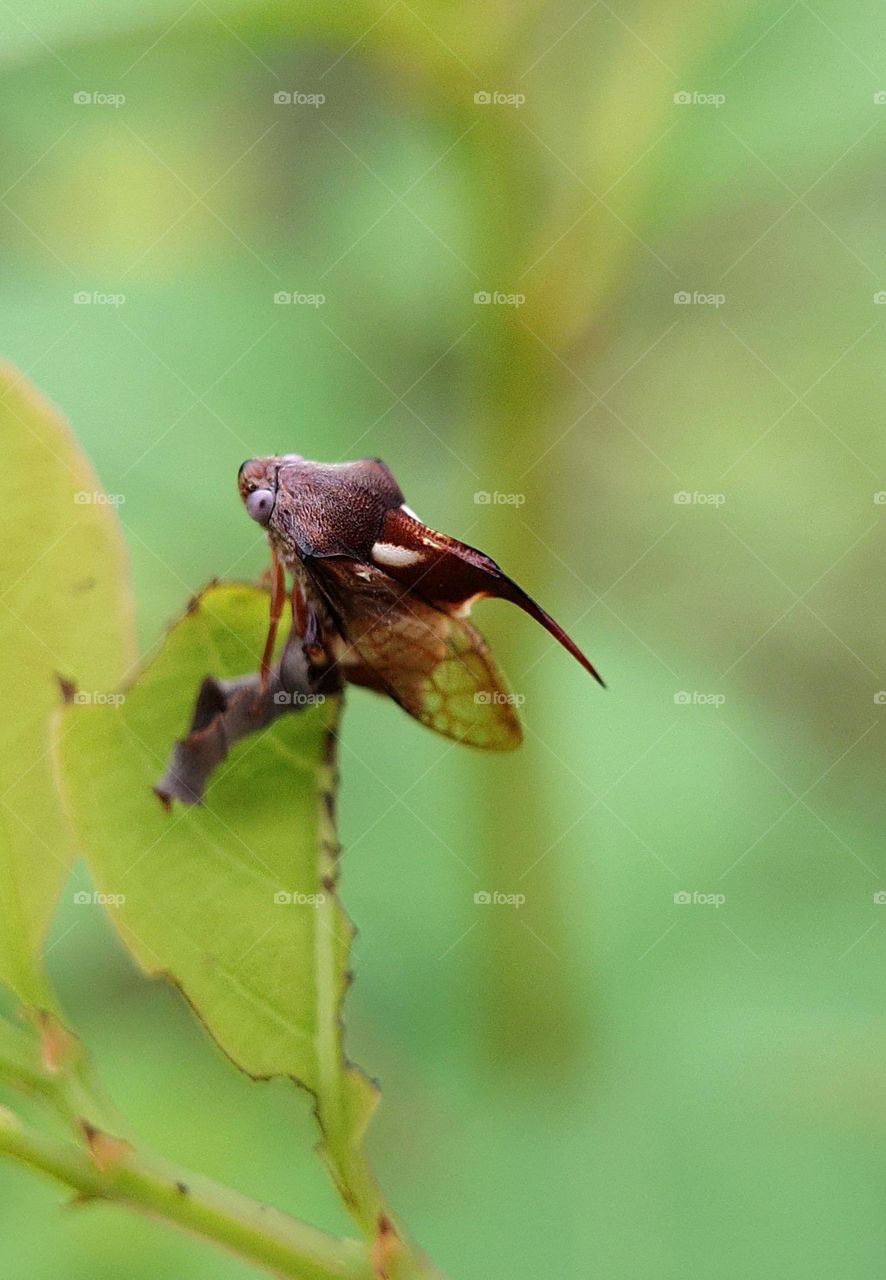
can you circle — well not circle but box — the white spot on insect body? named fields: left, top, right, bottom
left=451, top=593, right=481, bottom=618
left=371, top=542, right=424, bottom=568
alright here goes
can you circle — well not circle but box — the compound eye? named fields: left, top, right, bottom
left=245, top=488, right=275, bottom=526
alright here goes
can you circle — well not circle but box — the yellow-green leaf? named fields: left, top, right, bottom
left=0, top=366, right=134, bottom=1006
left=56, top=584, right=381, bottom=1224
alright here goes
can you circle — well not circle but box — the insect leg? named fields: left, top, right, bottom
left=290, top=577, right=328, bottom=668
left=259, top=546, right=285, bottom=689
left=302, top=605, right=328, bottom=668
left=290, top=577, right=306, bottom=636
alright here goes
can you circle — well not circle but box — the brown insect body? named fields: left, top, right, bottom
left=238, top=454, right=603, bottom=751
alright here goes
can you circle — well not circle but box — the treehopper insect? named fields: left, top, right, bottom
left=238, top=454, right=603, bottom=750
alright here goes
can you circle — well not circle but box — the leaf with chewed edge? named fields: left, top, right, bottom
left=0, top=366, right=134, bottom=1007
left=56, top=583, right=384, bottom=1231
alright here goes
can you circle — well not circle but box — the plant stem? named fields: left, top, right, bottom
left=313, top=708, right=382, bottom=1236
left=0, top=1018, right=377, bottom=1280
left=0, top=1107, right=375, bottom=1280
left=311, top=714, right=444, bottom=1280
left=0, top=1010, right=120, bottom=1133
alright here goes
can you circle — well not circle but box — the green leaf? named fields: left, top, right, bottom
left=56, top=584, right=382, bottom=1229
left=0, top=366, right=134, bottom=1007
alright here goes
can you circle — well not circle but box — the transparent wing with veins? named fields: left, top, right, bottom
left=310, top=556, right=523, bottom=751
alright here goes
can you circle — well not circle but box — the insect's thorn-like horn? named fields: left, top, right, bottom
left=497, top=580, right=605, bottom=688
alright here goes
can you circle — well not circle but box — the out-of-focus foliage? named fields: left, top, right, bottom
left=58, top=583, right=383, bottom=1234
left=0, top=2, right=884, bottom=1278
left=59, top=586, right=342, bottom=1081
left=0, top=368, right=133, bottom=1006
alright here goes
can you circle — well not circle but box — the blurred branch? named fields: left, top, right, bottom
left=0, top=1106, right=377, bottom=1280
left=0, top=937, right=445, bottom=1280
left=0, top=1014, right=378, bottom=1280
left=0, top=1018, right=373, bottom=1279
left=0, top=1011, right=122, bottom=1135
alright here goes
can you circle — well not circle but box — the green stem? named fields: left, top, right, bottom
left=311, top=712, right=444, bottom=1280
left=313, top=707, right=381, bottom=1236
left=0, top=1018, right=378, bottom=1280
left=0, top=1011, right=119, bottom=1133
left=0, top=1107, right=374, bottom=1280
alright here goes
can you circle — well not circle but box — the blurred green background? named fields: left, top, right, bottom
left=1, top=1, right=885, bottom=1276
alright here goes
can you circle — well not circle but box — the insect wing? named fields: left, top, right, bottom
left=312, top=557, right=522, bottom=751
left=374, top=508, right=605, bottom=686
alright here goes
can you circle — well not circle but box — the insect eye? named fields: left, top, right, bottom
left=245, top=488, right=274, bottom=526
